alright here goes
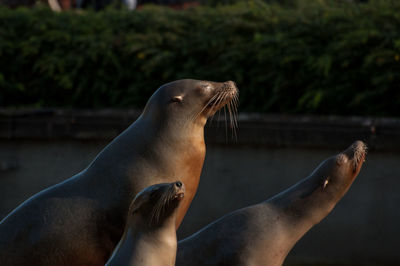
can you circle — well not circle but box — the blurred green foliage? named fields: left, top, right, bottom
left=1, top=0, right=400, bottom=116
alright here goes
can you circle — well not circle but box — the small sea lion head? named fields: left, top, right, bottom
left=128, top=181, right=185, bottom=228
left=319, top=141, right=367, bottom=189
left=335, top=140, right=367, bottom=175
left=142, top=79, right=239, bottom=126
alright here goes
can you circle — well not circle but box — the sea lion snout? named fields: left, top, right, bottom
left=335, top=141, right=367, bottom=174
left=129, top=182, right=186, bottom=227
left=201, top=80, right=239, bottom=118
left=337, top=140, right=366, bottom=160
left=345, top=140, right=367, bottom=157
left=223, top=80, right=237, bottom=89
left=221, top=80, right=238, bottom=95
left=344, top=140, right=367, bottom=168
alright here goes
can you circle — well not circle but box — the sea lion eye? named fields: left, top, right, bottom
left=202, top=84, right=211, bottom=91
left=171, top=96, right=183, bottom=103
left=196, top=83, right=211, bottom=90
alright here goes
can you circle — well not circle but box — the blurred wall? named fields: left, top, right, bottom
left=0, top=110, right=399, bottom=265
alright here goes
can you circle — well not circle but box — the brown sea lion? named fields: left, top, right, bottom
left=106, top=181, right=185, bottom=266
left=0, top=79, right=238, bottom=266
left=176, top=141, right=367, bottom=266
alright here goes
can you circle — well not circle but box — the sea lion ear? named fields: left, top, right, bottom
left=171, top=96, right=183, bottom=103
left=131, top=204, right=141, bottom=215
left=130, top=198, right=144, bottom=215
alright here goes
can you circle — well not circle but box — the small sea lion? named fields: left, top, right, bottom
left=106, top=181, right=185, bottom=266
left=177, top=141, right=367, bottom=266
left=0, top=79, right=238, bottom=266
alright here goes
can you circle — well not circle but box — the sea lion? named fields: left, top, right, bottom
left=106, top=181, right=185, bottom=266
left=176, top=141, right=367, bottom=266
left=0, top=79, right=238, bottom=266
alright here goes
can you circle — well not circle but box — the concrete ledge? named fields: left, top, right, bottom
left=1, top=109, right=399, bottom=151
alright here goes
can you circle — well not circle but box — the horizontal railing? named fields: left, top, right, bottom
left=1, top=109, right=399, bottom=151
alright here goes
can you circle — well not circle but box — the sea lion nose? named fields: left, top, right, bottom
left=175, top=181, right=182, bottom=188
left=343, top=140, right=367, bottom=158
left=224, top=81, right=236, bottom=88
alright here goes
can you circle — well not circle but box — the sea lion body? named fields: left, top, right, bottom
left=106, top=181, right=185, bottom=266
left=177, top=141, right=367, bottom=266
left=0, top=79, right=238, bottom=266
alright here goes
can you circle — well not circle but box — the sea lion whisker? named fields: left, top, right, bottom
left=192, top=93, right=219, bottom=122
left=213, top=91, right=229, bottom=141
left=223, top=104, right=228, bottom=141
left=192, top=94, right=218, bottom=121
left=217, top=107, right=222, bottom=125
left=227, top=100, right=236, bottom=141
left=156, top=195, right=167, bottom=224
left=208, top=92, right=226, bottom=123
left=150, top=191, right=164, bottom=226
left=208, top=93, right=222, bottom=124
left=213, top=96, right=225, bottom=125
left=149, top=201, right=159, bottom=226
left=208, top=94, right=221, bottom=123
left=213, top=91, right=225, bottom=108
left=149, top=185, right=178, bottom=226
left=230, top=94, right=239, bottom=128
left=234, top=93, right=239, bottom=113
left=233, top=95, right=239, bottom=128
left=229, top=100, right=238, bottom=141
left=226, top=92, right=238, bottom=141
left=230, top=97, right=237, bottom=129
left=227, top=98, right=233, bottom=128
left=232, top=110, right=238, bottom=141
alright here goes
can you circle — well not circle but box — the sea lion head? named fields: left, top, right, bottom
left=142, top=79, right=238, bottom=126
left=334, top=140, right=367, bottom=177
left=316, top=140, right=367, bottom=192
left=128, top=181, right=185, bottom=229
left=271, top=141, right=367, bottom=231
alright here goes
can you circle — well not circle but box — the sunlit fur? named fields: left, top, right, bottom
left=192, top=81, right=239, bottom=140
